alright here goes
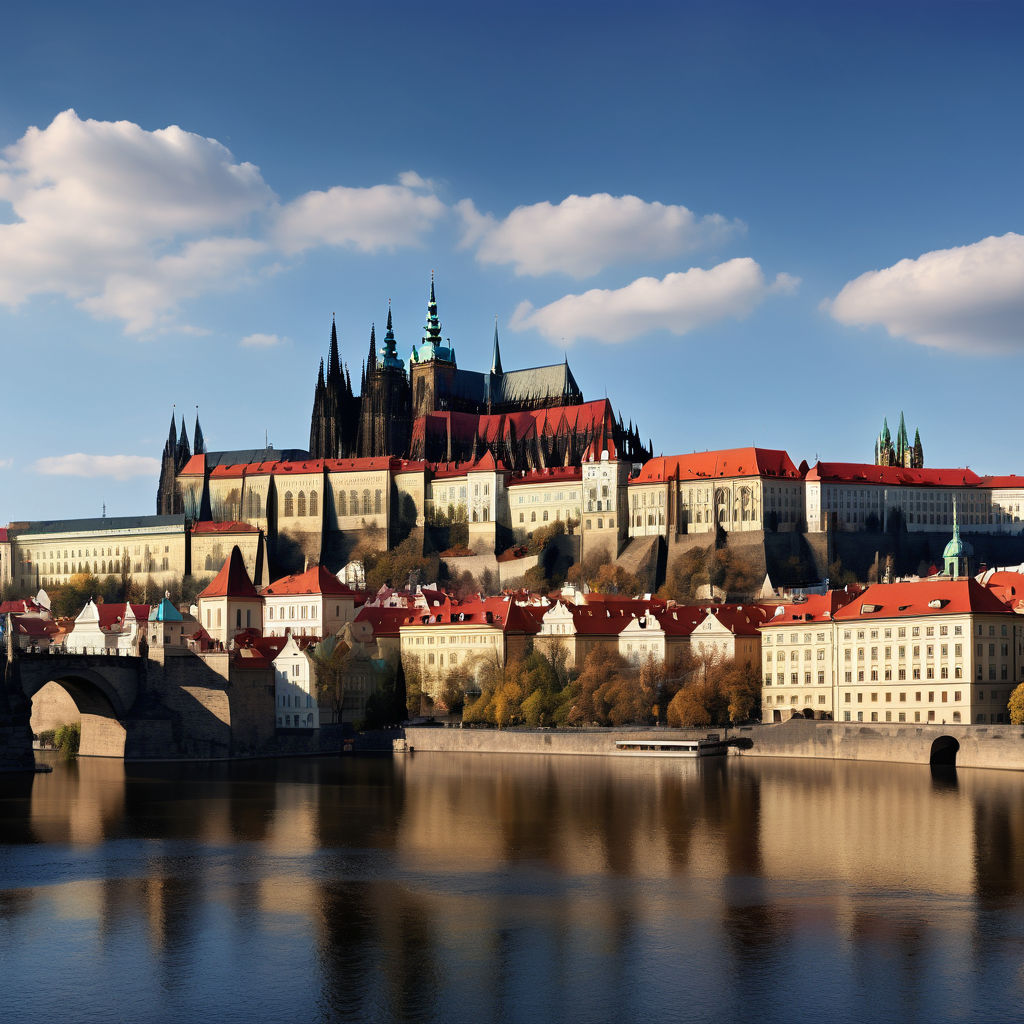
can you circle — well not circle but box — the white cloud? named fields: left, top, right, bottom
left=240, top=332, right=286, bottom=348
left=826, top=233, right=1024, bottom=353
left=0, top=111, right=445, bottom=334
left=510, top=259, right=797, bottom=344
left=0, top=458, right=12, bottom=469
left=458, top=193, right=743, bottom=278
left=34, top=453, right=160, bottom=480
left=275, top=179, right=446, bottom=254
left=0, top=109, right=274, bottom=332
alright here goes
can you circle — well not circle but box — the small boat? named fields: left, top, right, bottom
left=614, top=737, right=727, bottom=758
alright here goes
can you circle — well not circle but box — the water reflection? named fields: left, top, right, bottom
left=0, top=752, right=1022, bottom=1023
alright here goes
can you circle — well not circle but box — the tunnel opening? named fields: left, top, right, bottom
left=929, top=735, right=960, bottom=768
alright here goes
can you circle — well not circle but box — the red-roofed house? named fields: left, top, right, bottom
left=197, top=546, right=264, bottom=645
left=761, top=579, right=1021, bottom=724
left=760, top=589, right=863, bottom=721
left=66, top=600, right=152, bottom=653
left=261, top=564, right=358, bottom=638
left=805, top=461, right=992, bottom=534
left=628, top=447, right=805, bottom=540
left=398, top=595, right=542, bottom=698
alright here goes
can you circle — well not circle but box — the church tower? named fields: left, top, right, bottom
left=156, top=411, right=199, bottom=515
left=357, top=306, right=411, bottom=457
left=943, top=500, right=973, bottom=577
left=409, top=274, right=458, bottom=418
left=309, top=317, right=360, bottom=458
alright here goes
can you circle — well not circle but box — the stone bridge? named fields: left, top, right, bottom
left=0, top=631, right=281, bottom=768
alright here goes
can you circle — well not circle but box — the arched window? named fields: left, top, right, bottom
left=284, top=491, right=294, bottom=517
left=101, top=560, right=107, bottom=573
left=374, top=489, right=382, bottom=514
left=338, top=489, right=347, bottom=516
left=362, top=489, right=371, bottom=514
left=297, top=491, right=307, bottom=517
left=350, top=490, right=358, bottom=514
left=309, top=490, right=319, bottom=517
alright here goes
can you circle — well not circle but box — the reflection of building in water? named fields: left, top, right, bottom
left=754, top=759, right=977, bottom=898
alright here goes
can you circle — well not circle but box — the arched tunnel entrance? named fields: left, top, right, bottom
left=929, top=735, right=960, bottom=768
left=28, top=673, right=128, bottom=758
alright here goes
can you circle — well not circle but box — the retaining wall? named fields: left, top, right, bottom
left=400, top=720, right=1024, bottom=770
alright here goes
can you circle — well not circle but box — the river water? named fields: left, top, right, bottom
left=1, top=751, right=1022, bottom=1024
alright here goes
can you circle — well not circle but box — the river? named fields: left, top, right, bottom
left=1, top=752, right=1022, bottom=1024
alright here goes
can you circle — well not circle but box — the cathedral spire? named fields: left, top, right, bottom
left=328, top=315, right=341, bottom=380
left=193, top=410, right=205, bottom=455
left=423, top=273, right=443, bottom=346
left=165, top=410, right=177, bottom=456
left=367, top=324, right=377, bottom=374
left=176, top=415, right=191, bottom=466
left=490, top=317, right=503, bottom=376
left=381, top=303, right=402, bottom=370
left=317, top=357, right=325, bottom=389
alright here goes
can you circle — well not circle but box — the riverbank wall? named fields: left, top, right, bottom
left=400, top=720, right=1024, bottom=770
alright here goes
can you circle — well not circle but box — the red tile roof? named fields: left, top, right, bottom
left=95, top=603, right=151, bottom=630
left=192, top=520, right=259, bottom=534
left=833, top=579, right=1011, bottom=620
left=354, top=605, right=415, bottom=637
left=13, top=615, right=59, bottom=638
left=199, top=546, right=261, bottom=600
left=400, top=595, right=542, bottom=633
left=179, top=455, right=207, bottom=476
left=632, top=448, right=800, bottom=483
left=806, top=462, right=982, bottom=488
left=0, top=598, right=44, bottom=615
left=762, top=589, right=863, bottom=625
left=263, top=565, right=357, bottom=597
left=980, top=476, right=1024, bottom=489
left=507, top=466, right=583, bottom=487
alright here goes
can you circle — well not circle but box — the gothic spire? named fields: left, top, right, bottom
left=193, top=411, right=205, bottom=455
left=366, top=324, right=377, bottom=374
left=328, top=316, right=341, bottom=380
left=317, top=357, right=325, bottom=389
left=381, top=303, right=402, bottom=370
left=490, top=317, right=503, bottom=376
left=165, top=410, right=177, bottom=456
left=422, top=272, right=443, bottom=346
left=176, top=415, right=191, bottom=464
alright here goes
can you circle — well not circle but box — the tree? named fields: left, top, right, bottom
left=1009, top=682, right=1024, bottom=725
left=310, top=636, right=351, bottom=725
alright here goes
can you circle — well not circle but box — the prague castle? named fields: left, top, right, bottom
left=6, top=273, right=1024, bottom=597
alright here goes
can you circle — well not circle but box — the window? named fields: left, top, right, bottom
left=309, top=490, right=319, bottom=517
left=284, top=491, right=294, bottom=517
left=297, top=491, right=307, bottom=517
left=374, top=489, right=382, bottom=514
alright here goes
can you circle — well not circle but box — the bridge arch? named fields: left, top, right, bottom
left=19, top=657, right=139, bottom=759
left=929, top=735, right=960, bottom=768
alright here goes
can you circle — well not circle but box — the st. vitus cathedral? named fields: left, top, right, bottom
left=307, top=276, right=650, bottom=469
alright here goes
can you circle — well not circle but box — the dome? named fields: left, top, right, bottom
left=943, top=531, right=973, bottom=559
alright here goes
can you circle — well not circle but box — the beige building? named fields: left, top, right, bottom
left=261, top=564, right=358, bottom=638
left=197, top=546, right=264, bottom=646
left=628, top=448, right=805, bottom=541
left=398, top=595, right=541, bottom=696
left=762, top=580, right=1022, bottom=725
left=7, top=515, right=189, bottom=593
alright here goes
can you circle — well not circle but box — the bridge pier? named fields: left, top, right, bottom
left=1, top=625, right=36, bottom=772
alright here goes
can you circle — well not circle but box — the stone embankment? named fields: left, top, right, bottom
left=398, top=720, right=1024, bottom=770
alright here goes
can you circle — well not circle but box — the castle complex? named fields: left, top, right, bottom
left=6, top=278, right=1024, bottom=599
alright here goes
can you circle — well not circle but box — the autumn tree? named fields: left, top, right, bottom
left=1009, top=682, right=1024, bottom=725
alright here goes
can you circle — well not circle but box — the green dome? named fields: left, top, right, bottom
left=943, top=534, right=972, bottom=559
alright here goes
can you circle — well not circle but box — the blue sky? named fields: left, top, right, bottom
left=2, top=0, right=1022, bottom=521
